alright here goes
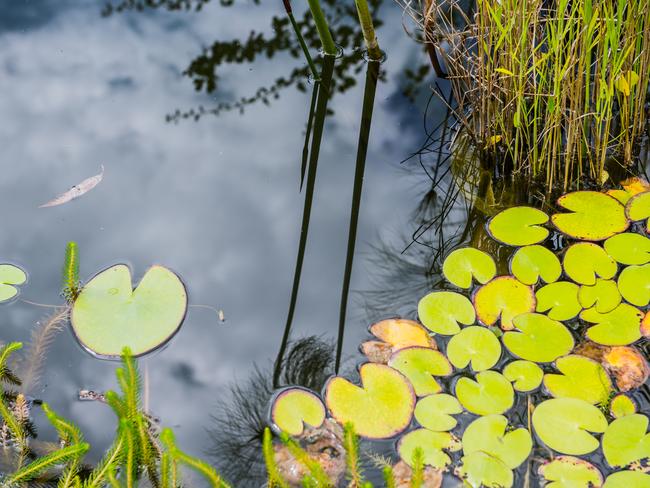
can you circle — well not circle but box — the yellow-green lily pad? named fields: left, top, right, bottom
left=446, top=326, right=501, bottom=371
left=367, top=318, right=436, bottom=350
left=604, top=233, right=650, bottom=265
left=456, top=451, right=513, bottom=488
left=626, top=191, right=650, bottom=232
left=502, top=313, right=574, bottom=363
left=473, top=276, right=536, bottom=330
left=388, top=347, right=452, bottom=396
left=543, top=355, right=612, bottom=404
left=538, top=456, right=603, bottom=488
left=414, top=393, right=462, bottom=431
left=510, top=245, right=562, bottom=285
left=617, top=264, right=650, bottom=307
left=397, top=428, right=461, bottom=469
left=610, top=394, right=637, bottom=419
left=443, top=247, right=497, bottom=289
left=603, top=471, right=650, bottom=488
left=552, top=191, right=629, bottom=241
left=602, top=414, right=650, bottom=469
left=487, top=206, right=550, bottom=246
left=580, top=303, right=643, bottom=346
left=418, top=291, right=475, bottom=335
left=455, top=371, right=514, bottom=416
left=0, top=264, right=28, bottom=302
left=271, top=387, right=325, bottom=436
left=608, top=189, right=633, bottom=205
left=563, top=243, right=617, bottom=285
left=502, top=360, right=543, bottom=392
left=536, top=281, right=582, bottom=320
left=578, top=279, right=621, bottom=313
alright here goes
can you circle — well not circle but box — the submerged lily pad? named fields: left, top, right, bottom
left=510, top=245, right=561, bottom=285
left=414, top=393, right=463, bottom=431
left=543, top=355, right=612, bottom=405
left=563, top=243, right=617, bottom=285
left=532, top=398, right=607, bottom=455
left=602, top=414, right=650, bottom=469
left=461, top=415, right=532, bottom=469
left=487, top=206, right=550, bottom=246
left=552, top=191, right=629, bottom=241
left=502, top=313, right=574, bottom=363
left=446, top=326, right=501, bottom=372
left=503, top=360, right=543, bottom=392
left=443, top=247, right=496, bottom=288
left=578, top=279, right=621, bottom=313
left=610, top=394, right=637, bottom=419
left=418, top=291, right=475, bottom=335
left=0, top=264, right=27, bottom=302
left=456, top=451, right=513, bottom=488
left=581, top=304, right=643, bottom=346
left=538, top=456, right=603, bottom=488
left=388, top=347, right=452, bottom=396
left=536, top=281, right=582, bottom=320
left=397, top=428, right=461, bottom=469
left=617, top=264, right=650, bottom=307
left=473, top=276, right=536, bottom=330
left=626, top=191, right=650, bottom=232
left=603, top=471, right=650, bottom=488
left=271, top=388, right=325, bottom=436
left=71, top=264, right=188, bottom=358
left=604, top=233, right=650, bottom=265
left=324, top=363, right=415, bottom=439
left=455, top=371, right=514, bottom=416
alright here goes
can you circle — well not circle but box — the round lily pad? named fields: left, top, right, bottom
left=473, top=276, right=536, bottom=330
left=543, top=355, right=612, bottom=405
left=324, top=363, right=415, bottom=439
left=487, top=206, right=550, bottom=246
left=601, top=346, right=650, bottom=392
left=455, top=371, right=514, bottom=416
left=610, top=394, right=637, bottom=419
left=443, top=247, right=496, bottom=288
left=563, top=243, right=617, bottom=285
left=71, top=264, right=188, bottom=358
left=617, top=264, right=650, bottom=307
left=388, top=347, right=452, bottom=396
left=462, top=415, right=532, bottom=469
left=271, top=387, right=325, bottom=436
left=532, top=398, right=607, bottom=455
left=602, top=414, right=650, bottom=469
left=552, top=191, right=629, bottom=241
left=0, top=264, right=27, bottom=302
left=626, top=191, right=650, bottom=232
left=446, top=326, right=501, bottom=372
left=502, top=313, right=574, bottom=363
left=418, top=291, right=475, bottom=335
left=578, top=279, right=621, bottom=313
left=604, top=233, right=650, bottom=265
left=456, top=451, right=513, bottom=488
left=580, top=303, right=643, bottom=346
left=503, top=360, right=543, bottom=391
left=367, top=318, right=436, bottom=351
left=536, top=281, right=582, bottom=320
left=538, top=456, right=603, bottom=488
left=414, top=393, right=462, bottom=431
left=510, top=245, right=561, bottom=285
left=397, top=428, right=461, bottom=469
left=604, top=471, right=650, bottom=488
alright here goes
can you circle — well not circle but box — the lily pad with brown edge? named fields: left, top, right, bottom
left=581, top=303, right=643, bottom=346
left=455, top=451, right=513, bottom=488
left=543, top=355, right=612, bottom=405
left=552, top=191, right=629, bottom=241
left=324, top=363, right=415, bottom=439
left=538, top=456, right=603, bottom=488
left=397, top=428, right=461, bottom=469
left=602, top=414, right=650, bottom=469
left=455, top=371, right=514, bottom=416
left=270, top=387, right=326, bottom=436
left=510, top=245, right=562, bottom=285
left=473, top=276, right=536, bottom=330
left=532, top=398, right=607, bottom=455
left=610, top=394, right=637, bottom=419
left=603, top=471, right=650, bottom=488
left=418, top=291, right=475, bottom=335
left=617, top=264, right=650, bottom=307
left=361, top=318, right=436, bottom=364
left=0, top=264, right=27, bottom=302
left=622, top=177, right=650, bottom=195
left=446, top=326, right=501, bottom=372
left=461, top=415, right=532, bottom=469
left=604, top=233, right=650, bottom=265
left=502, top=360, right=543, bottom=392
left=442, top=247, right=496, bottom=289
left=502, top=313, right=574, bottom=363
left=388, top=347, right=452, bottom=397
left=536, top=281, right=582, bottom=320
left=601, top=346, right=650, bottom=392
left=486, top=206, right=550, bottom=246
left=563, top=243, right=617, bottom=285
left=578, top=279, right=621, bottom=313
left=643, top=311, right=650, bottom=338
left=626, top=191, right=650, bottom=232
left=414, top=393, right=463, bottom=431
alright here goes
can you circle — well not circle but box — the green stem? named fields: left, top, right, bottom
left=354, top=0, right=382, bottom=60
left=284, top=3, right=319, bottom=80
left=306, top=0, right=337, bottom=56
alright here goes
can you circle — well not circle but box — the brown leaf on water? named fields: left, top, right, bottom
left=39, top=165, right=104, bottom=208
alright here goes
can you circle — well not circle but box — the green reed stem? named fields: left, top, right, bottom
left=354, top=0, right=382, bottom=60
left=307, top=0, right=337, bottom=56
left=282, top=0, right=320, bottom=80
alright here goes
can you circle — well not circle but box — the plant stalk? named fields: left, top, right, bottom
left=307, top=0, right=337, bottom=56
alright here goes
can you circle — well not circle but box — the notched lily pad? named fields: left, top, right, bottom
left=446, top=326, right=501, bottom=372
left=418, top=291, right=475, bottom=335
left=581, top=304, right=643, bottom=346
left=362, top=318, right=436, bottom=363
left=502, top=313, right=574, bottom=363
left=456, top=451, right=513, bottom=488
left=536, top=281, right=582, bottom=320
left=443, top=247, right=496, bottom=288
left=626, top=191, right=650, bottom=232
left=388, top=347, right=452, bottom=396
left=487, top=206, right=550, bottom=246
left=578, top=279, right=621, bottom=313
left=563, top=243, right=617, bottom=285
left=503, top=360, right=543, bottom=392
left=397, top=428, right=461, bottom=469
left=271, top=387, right=325, bottom=436
left=473, top=276, right=536, bottom=330
left=610, top=394, right=637, bottom=419
left=538, top=456, right=603, bottom=488
left=414, top=393, right=462, bottom=431
left=604, top=233, right=650, bottom=265
left=552, top=191, right=629, bottom=241
left=602, top=414, right=650, bottom=469
left=0, top=264, right=28, bottom=302
left=510, top=245, right=561, bottom=285
left=455, top=371, right=514, bottom=416
left=543, top=355, right=612, bottom=405
left=617, top=264, right=650, bottom=307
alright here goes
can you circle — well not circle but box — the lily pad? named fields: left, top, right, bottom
left=271, top=388, right=325, bottom=436
left=473, top=276, right=536, bottom=330
left=610, top=394, right=637, bottom=419
left=532, top=398, right=607, bottom=455
left=324, top=363, right=415, bottom=439
left=538, top=456, right=603, bottom=488
left=552, top=191, right=629, bottom=241
left=601, top=346, right=650, bottom=392
left=578, top=279, right=621, bottom=313
left=442, top=247, right=496, bottom=288
left=414, top=393, right=463, bottom=431
left=388, top=347, right=452, bottom=396
left=0, top=264, right=27, bottom=302
left=602, top=414, right=650, bottom=469
left=536, top=281, right=582, bottom=320
left=617, top=264, right=650, bottom=307
left=456, top=451, right=513, bottom=488
left=626, top=191, right=650, bottom=232
left=487, top=206, right=550, bottom=246
left=71, top=264, right=188, bottom=358
left=543, top=355, right=612, bottom=405
left=563, top=243, right=617, bottom=285
left=580, top=304, right=643, bottom=346
left=603, top=471, right=650, bottom=488
left=418, top=291, right=475, bottom=335
left=397, top=428, right=461, bottom=469
left=604, top=233, right=650, bottom=265
left=367, top=318, right=436, bottom=350
left=510, top=245, right=562, bottom=285
left=608, top=189, right=632, bottom=205
left=502, top=313, right=574, bottom=363
left=502, top=360, right=543, bottom=392
left=446, top=326, right=501, bottom=371
left=455, top=371, right=514, bottom=416
left=461, top=415, right=532, bottom=469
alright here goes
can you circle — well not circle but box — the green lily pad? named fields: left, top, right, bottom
left=502, top=313, right=574, bottom=363
left=618, top=264, right=650, bottom=307
left=610, top=394, right=637, bottom=419
left=455, top=371, right=514, bottom=416
left=324, top=363, right=415, bottom=439
left=626, top=191, right=650, bottom=232
left=446, top=326, right=501, bottom=372
left=397, top=428, right=461, bottom=469
left=603, top=471, right=650, bottom=488
left=602, top=414, right=650, bottom=468
left=71, top=264, right=188, bottom=358
left=538, top=456, right=603, bottom=488
left=442, top=247, right=496, bottom=288
left=473, top=276, right=536, bottom=330
left=418, top=291, right=475, bottom=335
left=604, top=233, right=650, bottom=265
left=536, top=281, right=582, bottom=320
left=552, top=191, right=629, bottom=241
left=563, top=243, right=617, bottom=285
left=510, top=245, right=562, bottom=285
left=580, top=303, right=643, bottom=346
left=578, top=279, right=621, bottom=313
left=503, top=360, right=543, bottom=391
left=0, top=264, right=27, bottom=302
left=608, top=189, right=633, bottom=205
left=532, top=398, right=607, bottom=455
left=456, top=451, right=513, bottom=488
left=388, top=347, right=452, bottom=396
left=271, top=388, right=325, bottom=436
left=543, top=355, right=612, bottom=404
left=414, top=393, right=463, bottom=431
left=462, top=415, right=532, bottom=469
left=487, top=206, right=550, bottom=246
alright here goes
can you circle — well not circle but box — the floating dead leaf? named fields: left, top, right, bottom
left=39, top=165, right=105, bottom=208
left=575, top=342, right=650, bottom=392
left=622, top=177, right=650, bottom=196
left=361, top=318, right=437, bottom=364
left=392, top=460, right=443, bottom=488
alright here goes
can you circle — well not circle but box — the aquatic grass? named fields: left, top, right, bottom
left=62, top=241, right=80, bottom=302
